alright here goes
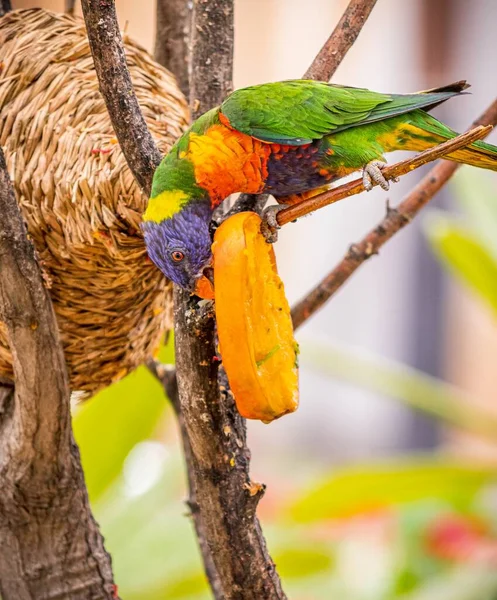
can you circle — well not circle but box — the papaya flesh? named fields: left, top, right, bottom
left=212, top=212, right=299, bottom=423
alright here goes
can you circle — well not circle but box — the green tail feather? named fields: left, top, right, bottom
left=404, top=110, right=497, bottom=172
left=448, top=139, right=497, bottom=171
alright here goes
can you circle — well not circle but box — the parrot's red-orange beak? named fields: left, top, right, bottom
left=193, top=267, right=215, bottom=299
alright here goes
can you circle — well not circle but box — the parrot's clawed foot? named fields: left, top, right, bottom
left=261, top=204, right=285, bottom=243
left=362, top=160, right=399, bottom=191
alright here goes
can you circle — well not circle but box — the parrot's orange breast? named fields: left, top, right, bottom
left=186, top=123, right=343, bottom=205
left=186, top=124, right=272, bottom=207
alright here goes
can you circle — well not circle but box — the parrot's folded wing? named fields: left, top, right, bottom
left=220, top=79, right=468, bottom=146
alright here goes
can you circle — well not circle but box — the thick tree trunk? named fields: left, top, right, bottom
left=0, top=147, right=116, bottom=599
left=0, top=435, right=116, bottom=599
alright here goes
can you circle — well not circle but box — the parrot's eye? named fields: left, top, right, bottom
left=171, top=250, right=185, bottom=262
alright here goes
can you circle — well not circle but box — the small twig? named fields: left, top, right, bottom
left=0, top=0, right=11, bottom=17
left=230, top=0, right=378, bottom=217
left=278, top=125, right=491, bottom=226
left=65, top=0, right=76, bottom=15
left=145, top=359, right=179, bottom=412
left=81, top=0, right=161, bottom=193
left=291, top=99, right=497, bottom=329
left=304, top=0, right=378, bottom=80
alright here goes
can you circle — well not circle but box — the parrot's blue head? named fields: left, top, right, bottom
left=142, top=201, right=213, bottom=293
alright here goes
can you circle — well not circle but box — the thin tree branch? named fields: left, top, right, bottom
left=174, top=293, right=286, bottom=599
left=230, top=0, right=378, bottom=216
left=0, top=154, right=70, bottom=478
left=173, top=1, right=286, bottom=597
left=0, top=0, right=11, bottom=18
left=304, top=0, right=378, bottom=80
left=146, top=359, right=177, bottom=407
left=81, top=0, right=161, bottom=193
left=277, top=125, right=491, bottom=226
left=154, top=0, right=192, bottom=97
left=291, top=99, right=497, bottom=329
left=0, top=148, right=116, bottom=598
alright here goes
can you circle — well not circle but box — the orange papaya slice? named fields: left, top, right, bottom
left=212, top=212, right=299, bottom=423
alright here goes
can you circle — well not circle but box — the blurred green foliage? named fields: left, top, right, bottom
left=425, top=169, right=497, bottom=317
left=74, top=366, right=167, bottom=502
left=74, top=341, right=174, bottom=502
left=289, top=460, right=496, bottom=522
left=95, top=452, right=209, bottom=600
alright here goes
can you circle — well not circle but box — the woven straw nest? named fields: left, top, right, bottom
left=0, top=8, right=189, bottom=395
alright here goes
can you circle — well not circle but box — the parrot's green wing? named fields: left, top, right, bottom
left=220, top=80, right=468, bottom=145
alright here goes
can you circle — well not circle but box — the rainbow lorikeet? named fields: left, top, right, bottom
left=142, top=79, right=497, bottom=293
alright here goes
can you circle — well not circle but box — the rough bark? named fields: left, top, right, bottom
left=0, top=147, right=116, bottom=599
left=291, top=99, right=497, bottom=329
left=188, top=0, right=234, bottom=117
left=81, top=0, right=161, bottom=193
left=174, top=289, right=286, bottom=599
left=154, top=0, right=191, bottom=97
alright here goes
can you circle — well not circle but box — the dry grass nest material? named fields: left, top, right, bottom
left=0, top=8, right=188, bottom=395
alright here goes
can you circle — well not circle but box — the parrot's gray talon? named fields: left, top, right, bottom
left=261, top=205, right=285, bottom=243
left=362, top=160, right=391, bottom=191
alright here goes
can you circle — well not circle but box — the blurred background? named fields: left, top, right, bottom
left=8, top=0, right=497, bottom=598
